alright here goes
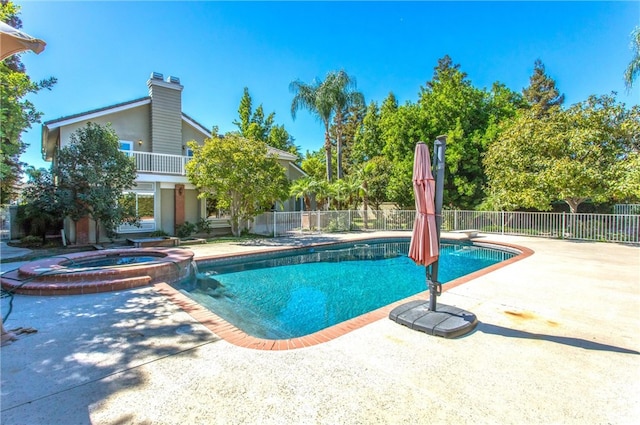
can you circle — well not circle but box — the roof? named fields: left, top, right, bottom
left=43, top=97, right=151, bottom=129
left=41, top=90, right=299, bottom=163
left=181, top=112, right=211, bottom=137
left=266, top=146, right=298, bottom=162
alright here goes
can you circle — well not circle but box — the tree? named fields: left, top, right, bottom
left=386, top=158, right=415, bottom=209
left=19, top=167, right=62, bottom=243
left=418, top=56, right=491, bottom=209
left=300, top=150, right=327, bottom=181
left=290, top=70, right=363, bottom=181
left=380, top=99, right=423, bottom=165
left=330, top=173, right=364, bottom=210
left=186, top=133, right=289, bottom=236
left=268, top=124, right=298, bottom=155
left=614, top=150, right=640, bottom=202
left=361, top=156, right=392, bottom=210
left=484, top=94, right=635, bottom=213
left=351, top=101, right=383, bottom=167
left=290, top=176, right=320, bottom=211
left=624, top=26, right=640, bottom=91
left=333, top=101, right=366, bottom=176
left=522, top=59, right=564, bottom=115
left=53, top=122, right=137, bottom=241
left=325, top=70, right=364, bottom=179
left=233, top=87, right=298, bottom=155
left=290, top=76, right=335, bottom=181
left=0, top=1, right=56, bottom=204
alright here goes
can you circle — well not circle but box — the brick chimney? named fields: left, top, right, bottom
left=147, top=72, right=183, bottom=155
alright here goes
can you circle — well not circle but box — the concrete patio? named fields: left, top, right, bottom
left=1, top=233, right=639, bottom=424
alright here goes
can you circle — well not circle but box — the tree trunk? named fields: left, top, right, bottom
left=337, top=135, right=343, bottom=180
left=336, top=114, right=343, bottom=180
left=324, top=124, right=333, bottom=182
left=363, top=181, right=369, bottom=230
left=230, top=193, right=241, bottom=236
left=565, top=198, right=584, bottom=214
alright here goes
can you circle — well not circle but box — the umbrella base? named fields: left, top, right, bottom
left=389, top=300, right=477, bottom=338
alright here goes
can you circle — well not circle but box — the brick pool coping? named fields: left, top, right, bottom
left=155, top=239, right=533, bottom=351
left=0, top=248, right=194, bottom=295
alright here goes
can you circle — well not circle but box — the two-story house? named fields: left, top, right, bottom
left=42, top=72, right=304, bottom=244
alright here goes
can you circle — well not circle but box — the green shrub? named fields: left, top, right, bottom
left=196, top=218, right=212, bottom=235
left=149, top=230, right=169, bottom=237
left=20, top=235, right=43, bottom=248
left=176, top=221, right=196, bottom=238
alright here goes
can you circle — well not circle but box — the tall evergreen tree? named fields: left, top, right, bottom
left=233, top=87, right=298, bottom=155
left=418, top=55, right=488, bottom=209
left=522, top=59, right=565, bottom=114
left=332, top=101, right=366, bottom=175
left=351, top=101, right=383, bottom=167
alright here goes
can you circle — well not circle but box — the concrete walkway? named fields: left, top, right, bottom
left=0, top=241, right=31, bottom=262
left=1, top=233, right=639, bottom=424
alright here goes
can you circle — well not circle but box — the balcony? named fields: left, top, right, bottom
left=123, top=151, right=191, bottom=176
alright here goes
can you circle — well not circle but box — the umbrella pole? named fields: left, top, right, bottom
left=429, top=135, right=447, bottom=311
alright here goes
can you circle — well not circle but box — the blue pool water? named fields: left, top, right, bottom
left=173, top=239, right=515, bottom=339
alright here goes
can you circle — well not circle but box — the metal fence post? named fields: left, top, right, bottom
left=273, top=211, right=277, bottom=238
left=501, top=211, right=505, bottom=235
left=562, top=211, right=566, bottom=240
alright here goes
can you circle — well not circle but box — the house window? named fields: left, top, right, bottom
left=120, top=140, right=133, bottom=157
left=135, top=193, right=155, bottom=219
left=185, top=147, right=194, bottom=157
left=118, top=191, right=155, bottom=233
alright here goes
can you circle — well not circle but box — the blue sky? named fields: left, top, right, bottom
left=18, top=1, right=640, bottom=171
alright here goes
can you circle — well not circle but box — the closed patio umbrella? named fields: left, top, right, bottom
left=0, top=21, right=46, bottom=60
left=408, top=142, right=439, bottom=268
left=408, top=141, right=439, bottom=311
left=389, top=137, right=477, bottom=338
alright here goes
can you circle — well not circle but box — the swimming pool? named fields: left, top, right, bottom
left=172, top=238, right=516, bottom=340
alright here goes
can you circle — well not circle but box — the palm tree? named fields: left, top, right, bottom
left=326, top=71, right=364, bottom=180
left=290, top=70, right=364, bottom=182
left=290, top=77, right=335, bottom=181
left=289, top=176, right=320, bottom=211
left=625, top=26, right=640, bottom=91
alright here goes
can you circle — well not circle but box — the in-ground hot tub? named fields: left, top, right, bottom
left=0, top=248, right=194, bottom=296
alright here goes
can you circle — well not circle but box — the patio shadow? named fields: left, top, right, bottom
left=475, top=322, right=639, bottom=355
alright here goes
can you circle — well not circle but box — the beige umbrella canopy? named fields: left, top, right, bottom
left=0, top=21, right=46, bottom=60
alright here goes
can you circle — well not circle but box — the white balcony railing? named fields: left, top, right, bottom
left=124, top=151, right=191, bottom=175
